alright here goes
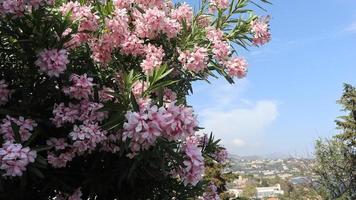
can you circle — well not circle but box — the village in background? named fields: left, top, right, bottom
left=226, top=154, right=320, bottom=200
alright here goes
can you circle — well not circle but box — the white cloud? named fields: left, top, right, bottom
left=345, top=21, right=356, bottom=33
left=232, top=138, right=246, bottom=147
left=201, top=100, right=278, bottom=154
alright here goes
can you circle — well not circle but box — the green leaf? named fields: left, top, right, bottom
left=11, top=121, right=21, bottom=143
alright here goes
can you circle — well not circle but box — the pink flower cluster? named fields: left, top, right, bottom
left=171, top=3, right=193, bottom=25
left=0, top=0, right=53, bottom=16
left=106, top=9, right=130, bottom=47
left=163, top=88, right=177, bottom=103
left=209, top=0, right=229, bottom=11
left=0, top=80, right=12, bottom=106
left=140, top=44, right=165, bottom=74
left=178, top=47, right=209, bottom=73
left=202, top=183, right=220, bottom=200
left=60, top=2, right=99, bottom=32
left=35, top=49, right=69, bottom=77
left=120, top=34, right=144, bottom=56
left=123, top=102, right=198, bottom=157
left=70, top=122, right=108, bottom=154
left=251, top=16, right=271, bottom=46
left=206, top=27, right=231, bottom=63
left=63, top=74, right=94, bottom=100
left=180, top=136, right=204, bottom=186
left=0, top=116, right=37, bottom=143
left=47, top=122, right=108, bottom=168
left=225, top=57, right=248, bottom=78
left=132, top=80, right=148, bottom=98
left=0, top=142, right=36, bottom=176
left=213, top=148, right=228, bottom=163
left=52, top=101, right=107, bottom=128
left=134, top=7, right=181, bottom=39
left=68, top=188, right=82, bottom=200
left=46, top=138, right=68, bottom=151
left=90, top=34, right=114, bottom=64
left=206, top=27, right=224, bottom=43
left=113, top=0, right=133, bottom=9
left=47, top=151, right=74, bottom=168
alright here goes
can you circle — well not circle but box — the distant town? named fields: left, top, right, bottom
left=226, top=155, right=321, bottom=200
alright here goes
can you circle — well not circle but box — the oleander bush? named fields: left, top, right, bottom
left=0, top=0, right=271, bottom=199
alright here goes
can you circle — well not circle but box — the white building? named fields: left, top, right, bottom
left=228, top=189, right=243, bottom=199
left=255, top=184, right=284, bottom=199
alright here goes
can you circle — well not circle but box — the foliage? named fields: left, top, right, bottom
left=0, top=0, right=271, bottom=199
left=335, top=83, right=356, bottom=147
left=313, top=83, right=356, bottom=200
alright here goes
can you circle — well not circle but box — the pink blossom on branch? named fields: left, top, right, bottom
left=209, top=0, right=229, bottom=11
left=35, top=49, right=69, bottom=77
left=0, top=142, right=37, bottom=176
left=171, top=3, right=193, bottom=25
left=225, top=57, right=248, bottom=78
left=178, top=47, right=209, bottom=73
left=202, top=183, right=220, bottom=200
left=0, top=116, right=37, bottom=143
left=180, top=136, right=204, bottom=186
left=63, top=74, right=94, bottom=100
left=140, top=44, right=165, bottom=75
left=251, top=16, right=271, bottom=46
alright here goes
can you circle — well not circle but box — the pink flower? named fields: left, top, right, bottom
left=171, top=3, right=193, bottom=25
left=105, top=9, right=130, bottom=47
left=69, top=122, right=107, bottom=155
left=0, top=142, right=37, bottom=176
left=212, top=41, right=230, bottom=62
left=1, top=0, right=25, bottom=16
left=70, top=122, right=106, bottom=141
left=180, top=136, right=204, bottom=186
left=46, top=138, right=68, bottom=151
left=65, top=33, right=91, bottom=49
left=47, top=151, right=74, bottom=168
left=99, top=87, right=115, bottom=102
left=35, top=49, right=69, bottom=77
left=0, top=116, right=37, bottom=143
left=68, top=188, right=82, bottom=200
left=140, top=44, right=165, bottom=74
left=162, top=18, right=182, bottom=39
left=63, top=74, right=94, bottom=100
left=206, top=27, right=224, bottom=43
left=251, top=16, right=271, bottom=46
left=135, top=0, right=164, bottom=8
left=120, top=34, right=144, bottom=56
left=113, top=0, right=133, bottom=9
left=77, top=101, right=108, bottom=123
left=209, top=0, right=229, bottom=11
left=225, top=57, right=248, bottom=78
left=90, top=34, right=114, bottom=64
left=162, top=102, right=198, bottom=141
left=100, top=133, right=121, bottom=153
left=213, top=148, right=228, bottom=163
left=202, top=183, right=220, bottom=200
left=178, top=47, right=209, bottom=73
left=51, top=103, right=80, bottom=127
left=60, top=2, right=99, bottom=32
left=0, top=80, right=12, bottom=106
left=132, top=80, right=148, bottom=98
left=163, top=88, right=177, bottom=103
left=123, top=105, right=168, bottom=156
left=134, top=7, right=166, bottom=39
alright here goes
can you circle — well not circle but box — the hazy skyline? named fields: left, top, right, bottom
left=182, top=0, right=356, bottom=156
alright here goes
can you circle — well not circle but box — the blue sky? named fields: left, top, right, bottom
left=179, top=0, right=356, bottom=156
